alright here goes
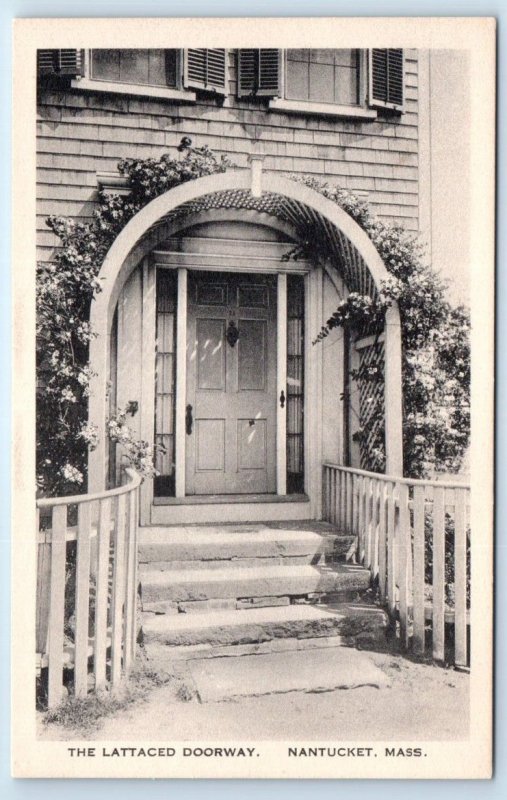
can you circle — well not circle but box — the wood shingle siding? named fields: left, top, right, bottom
left=37, top=49, right=421, bottom=260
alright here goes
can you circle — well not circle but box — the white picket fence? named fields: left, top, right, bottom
left=36, top=468, right=142, bottom=709
left=323, top=463, right=470, bottom=667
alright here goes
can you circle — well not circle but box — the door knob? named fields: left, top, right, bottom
left=280, top=390, right=286, bottom=409
left=186, top=404, right=193, bottom=435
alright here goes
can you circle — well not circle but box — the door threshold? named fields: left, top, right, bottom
left=152, top=493, right=309, bottom=506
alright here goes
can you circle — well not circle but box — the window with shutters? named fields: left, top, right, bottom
left=38, top=49, right=228, bottom=102
left=237, top=48, right=404, bottom=118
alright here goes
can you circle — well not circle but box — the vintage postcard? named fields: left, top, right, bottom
left=11, top=16, right=494, bottom=779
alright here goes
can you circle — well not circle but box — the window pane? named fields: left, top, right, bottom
left=334, top=66, right=359, bottom=105
left=334, top=49, right=357, bottom=67
left=287, top=49, right=309, bottom=62
left=118, top=50, right=144, bottom=83
left=312, top=49, right=335, bottom=65
left=286, top=59, right=309, bottom=100
left=285, top=48, right=359, bottom=106
left=91, top=49, right=177, bottom=88
left=309, top=62, right=335, bottom=103
left=91, top=50, right=120, bottom=82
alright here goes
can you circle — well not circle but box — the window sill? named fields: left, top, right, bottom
left=268, top=98, right=378, bottom=120
left=70, top=77, right=196, bottom=103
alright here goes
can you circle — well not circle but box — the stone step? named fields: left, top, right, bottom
left=139, top=523, right=355, bottom=567
left=142, top=602, right=388, bottom=651
left=141, top=563, right=370, bottom=606
left=187, top=647, right=391, bottom=703
left=145, top=634, right=352, bottom=664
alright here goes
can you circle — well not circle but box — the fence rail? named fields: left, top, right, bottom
left=323, top=463, right=470, bottom=668
left=36, top=469, right=142, bottom=709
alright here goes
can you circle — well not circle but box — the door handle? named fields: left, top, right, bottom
left=280, top=390, right=286, bottom=409
left=186, top=404, right=193, bottom=435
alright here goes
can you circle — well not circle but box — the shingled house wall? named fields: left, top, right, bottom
left=36, top=49, right=420, bottom=263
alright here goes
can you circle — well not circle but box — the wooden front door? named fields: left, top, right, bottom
left=185, top=272, right=277, bottom=495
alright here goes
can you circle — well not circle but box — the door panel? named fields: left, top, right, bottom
left=237, top=319, right=266, bottom=391
left=196, top=318, right=225, bottom=390
left=186, top=272, right=277, bottom=495
left=196, top=419, right=225, bottom=471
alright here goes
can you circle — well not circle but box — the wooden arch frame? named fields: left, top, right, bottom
left=88, top=168, right=403, bottom=492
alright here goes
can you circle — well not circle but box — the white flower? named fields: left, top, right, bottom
left=61, top=464, right=83, bottom=484
left=61, top=387, right=76, bottom=403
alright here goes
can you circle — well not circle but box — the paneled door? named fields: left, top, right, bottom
left=186, top=272, right=277, bottom=494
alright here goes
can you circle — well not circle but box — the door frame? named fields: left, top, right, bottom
left=140, top=257, right=324, bottom=520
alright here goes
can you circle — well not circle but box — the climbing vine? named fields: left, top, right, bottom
left=294, top=176, right=471, bottom=478
left=36, top=145, right=469, bottom=496
left=36, top=141, right=232, bottom=496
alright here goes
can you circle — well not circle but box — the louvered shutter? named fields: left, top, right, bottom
left=369, top=49, right=404, bottom=110
left=237, top=49, right=280, bottom=97
left=184, top=49, right=227, bottom=94
left=37, top=49, right=83, bottom=77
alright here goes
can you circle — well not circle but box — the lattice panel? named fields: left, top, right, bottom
left=144, top=189, right=379, bottom=300
left=357, top=341, right=385, bottom=471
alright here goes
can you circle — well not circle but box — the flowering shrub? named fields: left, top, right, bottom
left=37, top=141, right=231, bottom=497
left=107, top=408, right=158, bottom=478
left=293, top=176, right=470, bottom=478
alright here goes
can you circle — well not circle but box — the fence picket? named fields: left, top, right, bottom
left=364, top=478, right=372, bottom=569
left=371, top=480, right=380, bottom=578
left=339, top=471, right=346, bottom=529
left=346, top=472, right=352, bottom=533
left=397, top=483, right=410, bottom=647
left=454, top=488, right=468, bottom=667
left=47, top=505, right=67, bottom=709
left=124, top=490, right=137, bottom=674
left=432, top=487, right=446, bottom=662
left=74, top=500, right=93, bottom=698
left=36, top=510, right=51, bottom=658
left=130, top=490, right=140, bottom=662
left=94, top=497, right=111, bottom=691
left=412, top=485, right=426, bottom=655
left=322, top=467, right=331, bottom=519
left=378, top=482, right=387, bottom=600
left=110, top=493, right=127, bottom=688
left=352, top=475, right=359, bottom=560
left=387, top=483, right=396, bottom=614
left=358, top=476, right=365, bottom=561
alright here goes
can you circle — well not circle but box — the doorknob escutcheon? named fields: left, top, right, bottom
left=280, top=390, right=286, bottom=409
